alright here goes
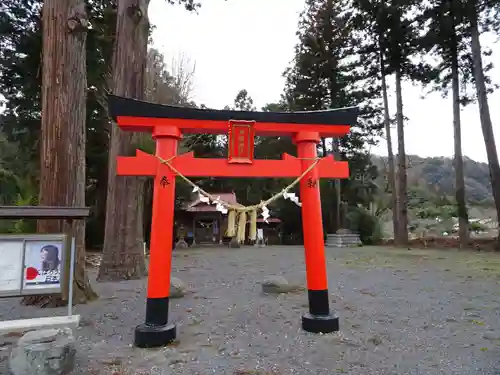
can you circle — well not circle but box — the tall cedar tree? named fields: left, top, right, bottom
left=352, top=0, right=438, bottom=245
left=382, top=1, right=413, bottom=246
left=419, top=0, right=472, bottom=246
left=0, top=0, right=199, bottom=286
left=97, top=0, right=152, bottom=280
left=284, top=0, right=383, bottom=233
left=0, top=0, right=117, bottom=251
left=98, top=0, right=203, bottom=280
left=1, top=0, right=99, bottom=305
left=466, top=0, right=500, bottom=249
left=32, top=0, right=97, bottom=306
left=350, top=0, right=399, bottom=241
left=419, top=0, right=499, bottom=247
left=85, top=0, right=117, bottom=249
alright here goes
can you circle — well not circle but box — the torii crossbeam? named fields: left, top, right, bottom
left=108, top=95, right=359, bottom=348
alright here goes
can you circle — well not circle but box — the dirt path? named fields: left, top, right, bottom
left=1, top=246, right=500, bottom=374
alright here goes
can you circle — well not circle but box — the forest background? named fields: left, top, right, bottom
left=1, top=0, right=500, bottom=303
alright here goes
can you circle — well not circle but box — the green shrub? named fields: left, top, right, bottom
left=416, top=205, right=458, bottom=219
left=346, top=206, right=383, bottom=245
left=469, top=221, right=486, bottom=233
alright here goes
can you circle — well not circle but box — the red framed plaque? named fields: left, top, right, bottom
left=227, top=120, right=255, bottom=164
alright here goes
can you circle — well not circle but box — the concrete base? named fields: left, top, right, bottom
left=326, top=231, right=362, bottom=248
left=0, top=315, right=80, bottom=335
left=302, top=313, right=339, bottom=333
left=134, top=323, right=177, bottom=348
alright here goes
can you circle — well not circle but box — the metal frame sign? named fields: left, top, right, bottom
left=0, top=234, right=67, bottom=297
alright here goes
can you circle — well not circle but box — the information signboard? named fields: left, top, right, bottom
left=0, top=241, right=24, bottom=295
left=0, top=234, right=67, bottom=297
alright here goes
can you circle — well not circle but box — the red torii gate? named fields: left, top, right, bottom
left=108, top=95, right=358, bottom=348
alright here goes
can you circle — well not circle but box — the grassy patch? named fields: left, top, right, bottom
left=338, top=246, right=500, bottom=280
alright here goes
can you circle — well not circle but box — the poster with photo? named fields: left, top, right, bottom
left=22, top=240, right=63, bottom=292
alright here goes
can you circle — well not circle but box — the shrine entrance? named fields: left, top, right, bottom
left=194, top=218, right=218, bottom=244
left=108, top=95, right=358, bottom=348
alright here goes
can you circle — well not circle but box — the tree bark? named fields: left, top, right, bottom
left=321, top=138, right=327, bottom=157
left=325, top=0, right=342, bottom=231
left=333, top=139, right=342, bottom=230
left=98, top=0, right=150, bottom=280
left=23, top=0, right=97, bottom=307
left=379, top=42, right=398, bottom=244
left=95, top=140, right=110, bottom=247
left=449, top=4, right=469, bottom=247
left=468, top=2, right=500, bottom=250
left=321, top=138, right=334, bottom=233
left=395, top=66, right=408, bottom=246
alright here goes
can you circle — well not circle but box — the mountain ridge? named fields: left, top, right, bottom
left=371, top=154, right=493, bottom=205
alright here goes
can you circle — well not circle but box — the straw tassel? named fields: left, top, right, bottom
left=226, top=209, right=236, bottom=237
left=237, top=211, right=247, bottom=244
left=249, top=209, right=257, bottom=241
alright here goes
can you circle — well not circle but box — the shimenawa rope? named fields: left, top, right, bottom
left=157, top=155, right=320, bottom=243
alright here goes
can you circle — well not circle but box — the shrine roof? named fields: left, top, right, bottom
left=108, top=95, right=359, bottom=126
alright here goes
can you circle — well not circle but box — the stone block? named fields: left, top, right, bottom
left=9, top=327, right=76, bottom=375
left=326, top=229, right=362, bottom=248
left=170, top=277, right=187, bottom=299
left=261, top=276, right=301, bottom=294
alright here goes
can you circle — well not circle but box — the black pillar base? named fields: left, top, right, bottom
left=134, top=323, right=177, bottom=348
left=302, top=313, right=339, bottom=333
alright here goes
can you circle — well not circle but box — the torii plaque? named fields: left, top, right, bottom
left=108, top=95, right=358, bottom=348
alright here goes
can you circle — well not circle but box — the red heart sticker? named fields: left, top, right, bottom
left=26, top=267, right=39, bottom=280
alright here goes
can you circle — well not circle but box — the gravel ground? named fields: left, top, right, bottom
left=1, top=245, right=500, bottom=375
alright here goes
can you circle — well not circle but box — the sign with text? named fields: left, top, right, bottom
left=0, top=234, right=67, bottom=297
left=227, top=120, right=255, bottom=164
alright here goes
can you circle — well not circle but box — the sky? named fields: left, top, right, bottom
left=148, top=0, right=500, bottom=163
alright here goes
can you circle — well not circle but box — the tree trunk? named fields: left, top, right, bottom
left=143, top=178, right=153, bottom=247
left=98, top=0, right=150, bottom=281
left=23, top=0, right=97, bottom=307
left=319, top=138, right=333, bottom=231
left=469, top=3, right=500, bottom=250
left=450, top=7, right=469, bottom=248
left=394, top=66, right=408, bottom=246
left=321, top=137, right=327, bottom=157
left=379, top=42, right=398, bottom=244
left=95, top=144, right=110, bottom=248
left=324, top=0, right=342, bottom=232
left=333, top=139, right=342, bottom=230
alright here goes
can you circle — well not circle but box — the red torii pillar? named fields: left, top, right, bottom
left=108, top=95, right=358, bottom=348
